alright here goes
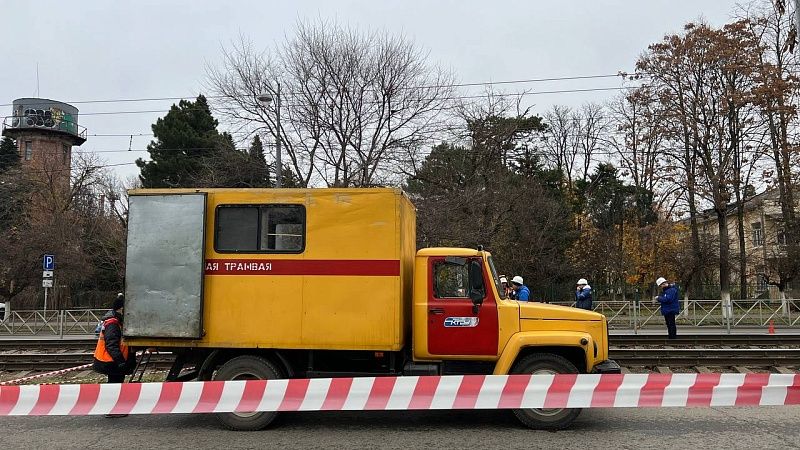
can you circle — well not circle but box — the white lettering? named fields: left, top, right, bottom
left=207, top=261, right=276, bottom=273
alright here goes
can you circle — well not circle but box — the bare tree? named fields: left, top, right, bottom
left=608, top=88, right=672, bottom=215
left=0, top=154, right=122, bottom=309
left=639, top=20, right=763, bottom=309
left=576, top=102, right=610, bottom=182
left=540, top=103, right=608, bottom=194
left=742, top=1, right=800, bottom=306
left=207, top=20, right=455, bottom=187
left=541, top=105, right=580, bottom=192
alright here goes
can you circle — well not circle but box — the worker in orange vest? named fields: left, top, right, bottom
left=93, top=294, right=135, bottom=384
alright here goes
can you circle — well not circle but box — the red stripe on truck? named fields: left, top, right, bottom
left=204, top=259, right=401, bottom=276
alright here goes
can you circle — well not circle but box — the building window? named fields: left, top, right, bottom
left=752, top=222, right=764, bottom=247
left=24, top=141, right=32, bottom=161
left=778, top=229, right=788, bottom=246
left=215, top=204, right=305, bottom=253
left=756, top=274, right=768, bottom=293
left=62, top=144, right=70, bottom=164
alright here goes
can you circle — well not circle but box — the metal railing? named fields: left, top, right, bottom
left=0, top=309, right=106, bottom=336
left=548, top=298, right=800, bottom=332
left=2, top=116, right=87, bottom=140
left=0, top=300, right=798, bottom=337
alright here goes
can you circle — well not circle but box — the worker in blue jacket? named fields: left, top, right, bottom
left=510, top=276, right=530, bottom=302
left=575, top=278, right=593, bottom=310
left=656, top=277, right=680, bottom=339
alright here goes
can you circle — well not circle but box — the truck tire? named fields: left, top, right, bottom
left=510, top=353, right=582, bottom=431
left=213, top=355, right=283, bottom=431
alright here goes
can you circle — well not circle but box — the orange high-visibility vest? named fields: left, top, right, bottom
left=93, top=317, right=129, bottom=362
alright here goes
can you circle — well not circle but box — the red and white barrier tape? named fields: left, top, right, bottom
left=1, top=373, right=799, bottom=416
left=0, top=364, right=93, bottom=386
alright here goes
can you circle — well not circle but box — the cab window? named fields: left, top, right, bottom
left=216, top=204, right=305, bottom=253
left=433, top=261, right=470, bottom=298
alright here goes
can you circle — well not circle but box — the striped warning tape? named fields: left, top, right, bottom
left=0, top=364, right=93, bottom=386
left=0, top=373, right=799, bottom=416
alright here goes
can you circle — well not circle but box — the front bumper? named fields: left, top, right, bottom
left=592, top=359, right=621, bottom=374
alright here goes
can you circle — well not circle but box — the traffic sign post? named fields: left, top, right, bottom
left=43, top=255, right=55, bottom=271
left=42, top=255, right=55, bottom=312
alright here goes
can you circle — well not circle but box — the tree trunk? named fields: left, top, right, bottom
left=780, top=287, right=788, bottom=316
left=736, top=197, right=747, bottom=300
left=686, top=154, right=703, bottom=299
left=682, top=289, right=690, bottom=319
left=717, top=211, right=732, bottom=319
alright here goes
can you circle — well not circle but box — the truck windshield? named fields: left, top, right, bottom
left=487, top=256, right=505, bottom=299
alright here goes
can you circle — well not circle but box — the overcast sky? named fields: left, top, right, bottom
left=1, top=0, right=741, bottom=181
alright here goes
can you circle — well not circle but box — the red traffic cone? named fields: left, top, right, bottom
left=768, top=320, right=775, bottom=334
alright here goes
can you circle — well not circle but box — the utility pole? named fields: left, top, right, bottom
left=275, top=82, right=282, bottom=188
left=257, top=83, right=282, bottom=189
left=796, top=0, right=800, bottom=38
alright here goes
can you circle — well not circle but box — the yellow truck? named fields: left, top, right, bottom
left=123, top=187, right=619, bottom=431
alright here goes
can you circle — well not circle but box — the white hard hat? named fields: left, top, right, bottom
left=577, top=278, right=588, bottom=285
left=499, top=276, right=508, bottom=284
left=655, top=277, right=667, bottom=286
left=512, top=275, right=524, bottom=285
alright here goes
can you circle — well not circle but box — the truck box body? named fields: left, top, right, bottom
left=125, top=188, right=416, bottom=351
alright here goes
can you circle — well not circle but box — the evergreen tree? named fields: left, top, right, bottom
left=277, top=163, right=302, bottom=188
left=406, top=114, right=577, bottom=298
left=136, top=95, right=228, bottom=188
left=0, top=137, right=19, bottom=173
left=247, top=135, right=270, bottom=187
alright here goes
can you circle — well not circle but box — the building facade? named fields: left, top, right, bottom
left=694, top=189, right=796, bottom=299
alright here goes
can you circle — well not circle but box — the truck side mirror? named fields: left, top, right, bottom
left=468, top=260, right=485, bottom=314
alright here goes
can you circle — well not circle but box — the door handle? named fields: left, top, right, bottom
left=429, top=308, right=445, bottom=315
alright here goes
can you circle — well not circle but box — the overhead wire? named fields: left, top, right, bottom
left=0, top=85, right=639, bottom=120
left=0, top=73, right=638, bottom=108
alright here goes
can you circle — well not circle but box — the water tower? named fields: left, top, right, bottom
left=2, top=98, right=87, bottom=181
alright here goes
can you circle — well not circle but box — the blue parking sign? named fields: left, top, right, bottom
left=43, top=254, right=55, bottom=271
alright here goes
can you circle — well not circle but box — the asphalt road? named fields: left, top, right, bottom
left=2, top=407, right=799, bottom=449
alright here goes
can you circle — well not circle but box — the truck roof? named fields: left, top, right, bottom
left=128, top=187, right=405, bottom=195
left=416, top=247, right=488, bottom=257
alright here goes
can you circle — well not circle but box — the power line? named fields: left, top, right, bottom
left=0, top=73, right=636, bottom=108
left=88, top=133, right=154, bottom=137
left=74, top=144, right=277, bottom=153
left=12, top=162, right=141, bottom=175
left=1, top=85, right=636, bottom=120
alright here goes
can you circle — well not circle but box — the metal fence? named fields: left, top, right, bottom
left=0, top=301, right=798, bottom=336
left=549, top=298, right=800, bottom=332
left=0, top=309, right=107, bottom=336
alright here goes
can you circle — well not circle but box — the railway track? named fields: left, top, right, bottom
left=0, top=334, right=798, bottom=372
left=610, top=334, right=800, bottom=347
left=0, top=352, right=173, bottom=372
left=0, top=338, right=96, bottom=352
left=610, top=348, right=800, bottom=367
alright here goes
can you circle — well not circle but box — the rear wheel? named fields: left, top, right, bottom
left=510, top=353, right=581, bottom=430
left=213, top=355, right=283, bottom=431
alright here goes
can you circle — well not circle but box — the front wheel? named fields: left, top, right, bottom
left=510, top=353, right=582, bottom=430
left=213, top=355, right=283, bottom=431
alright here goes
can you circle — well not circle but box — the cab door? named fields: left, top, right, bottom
left=427, top=257, right=499, bottom=356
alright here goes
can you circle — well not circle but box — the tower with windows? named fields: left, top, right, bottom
left=1, top=98, right=87, bottom=183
